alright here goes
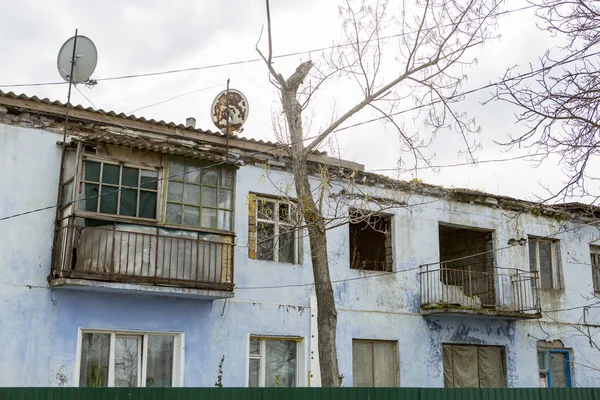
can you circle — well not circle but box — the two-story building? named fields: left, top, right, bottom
left=1, top=90, right=599, bottom=388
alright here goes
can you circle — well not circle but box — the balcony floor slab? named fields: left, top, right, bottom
left=50, top=278, right=234, bottom=300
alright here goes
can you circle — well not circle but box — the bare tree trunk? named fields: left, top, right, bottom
left=281, top=63, right=341, bottom=386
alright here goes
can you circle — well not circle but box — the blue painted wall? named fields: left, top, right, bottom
left=2, top=121, right=600, bottom=387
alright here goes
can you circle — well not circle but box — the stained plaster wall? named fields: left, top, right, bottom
left=1, top=121, right=600, bottom=387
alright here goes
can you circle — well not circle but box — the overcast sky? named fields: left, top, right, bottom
left=0, top=0, right=575, bottom=203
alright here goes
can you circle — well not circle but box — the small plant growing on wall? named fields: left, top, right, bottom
left=214, top=353, right=225, bottom=387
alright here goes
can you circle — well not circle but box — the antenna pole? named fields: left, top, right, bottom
left=225, top=78, right=230, bottom=160
left=54, top=29, right=78, bottom=223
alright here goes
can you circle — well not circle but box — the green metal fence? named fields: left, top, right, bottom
left=1, top=388, right=599, bottom=400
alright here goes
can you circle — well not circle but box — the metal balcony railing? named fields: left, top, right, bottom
left=52, top=217, right=234, bottom=291
left=420, top=263, right=541, bottom=316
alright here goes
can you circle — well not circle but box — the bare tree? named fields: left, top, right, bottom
left=256, top=0, right=501, bottom=386
left=493, top=1, right=600, bottom=203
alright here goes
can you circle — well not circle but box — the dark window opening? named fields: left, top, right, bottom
left=349, top=211, right=392, bottom=272
left=438, top=224, right=495, bottom=306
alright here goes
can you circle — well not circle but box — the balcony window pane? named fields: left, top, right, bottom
left=140, top=170, right=158, bottom=190
left=539, top=241, right=553, bottom=289
left=202, top=187, right=217, bottom=207
left=84, top=161, right=101, bottom=182
left=218, top=210, right=232, bottom=231
left=102, top=164, right=120, bottom=185
left=100, top=186, right=118, bottom=214
left=168, top=182, right=183, bottom=203
left=202, top=208, right=217, bottom=229
left=139, top=191, right=157, bottom=219
left=218, top=189, right=233, bottom=209
left=120, top=189, right=137, bottom=217
left=202, top=168, right=218, bottom=186
left=79, top=332, right=110, bottom=387
left=184, top=163, right=201, bottom=184
left=85, top=183, right=99, bottom=212
left=146, top=335, right=174, bottom=387
left=122, top=167, right=139, bottom=187
left=166, top=203, right=182, bottom=224
left=220, top=168, right=234, bottom=188
left=184, top=184, right=201, bottom=205
left=169, top=161, right=185, bottom=181
left=184, top=206, right=200, bottom=226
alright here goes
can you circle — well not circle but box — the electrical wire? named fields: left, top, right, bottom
left=0, top=4, right=536, bottom=89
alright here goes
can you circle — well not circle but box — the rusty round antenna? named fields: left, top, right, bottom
left=211, top=88, right=249, bottom=134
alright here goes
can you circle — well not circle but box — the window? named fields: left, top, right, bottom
left=528, top=238, right=560, bottom=289
left=590, top=245, right=600, bottom=292
left=165, top=159, right=234, bottom=230
left=442, top=344, right=506, bottom=388
left=248, top=336, right=300, bottom=387
left=83, top=160, right=159, bottom=219
left=249, top=195, right=299, bottom=264
left=352, top=340, right=397, bottom=387
left=349, top=211, right=392, bottom=271
left=78, top=330, right=182, bottom=387
left=538, top=349, right=572, bottom=388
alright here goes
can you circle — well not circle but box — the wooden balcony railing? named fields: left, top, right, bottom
left=52, top=217, right=234, bottom=292
left=420, top=264, right=541, bottom=317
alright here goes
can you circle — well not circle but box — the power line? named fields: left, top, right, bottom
left=0, top=4, right=535, bottom=89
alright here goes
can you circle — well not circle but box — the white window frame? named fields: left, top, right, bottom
left=255, top=196, right=299, bottom=264
left=247, top=336, right=302, bottom=387
left=75, top=328, right=184, bottom=387
left=80, top=157, right=161, bottom=221
left=529, top=238, right=560, bottom=289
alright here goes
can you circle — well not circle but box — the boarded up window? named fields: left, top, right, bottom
left=591, top=245, right=600, bottom=292
left=352, top=340, right=397, bottom=387
left=349, top=211, right=392, bottom=272
left=443, top=344, right=506, bottom=388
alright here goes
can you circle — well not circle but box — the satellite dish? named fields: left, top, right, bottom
left=211, top=89, right=249, bottom=134
left=57, top=35, right=98, bottom=83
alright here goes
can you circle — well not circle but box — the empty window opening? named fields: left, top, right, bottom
left=438, top=224, right=495, bottom=306
left=349, top=211, right=392, bottom=272
left=443, top=344, right=506, bottom=388
left=528, top=237, right=560, bottom=289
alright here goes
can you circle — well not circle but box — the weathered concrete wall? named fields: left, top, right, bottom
left=2, top=121, right=600, bottom=387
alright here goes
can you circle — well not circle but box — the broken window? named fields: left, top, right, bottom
left=438, top=224, right=495, bottom=306
left=538, top=343, right=572, bottom=388
left=352, top=340, right=397, bottom=387
left=349, top=211, right=392, bottom=271
left=165, top=159, right=234, bottom=230
left=248, top=195, right=299, bottom=264
left=590, top=245, right=600, bottom=292
left=248, top=336, right=299, bottom=387
left=79, top=330, right=181, bottom=387
left=443, top=344, right=506, bottom=388
left=82, top=160, right=159, bottom=219
left=529, top=237, right=560, bottom=289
